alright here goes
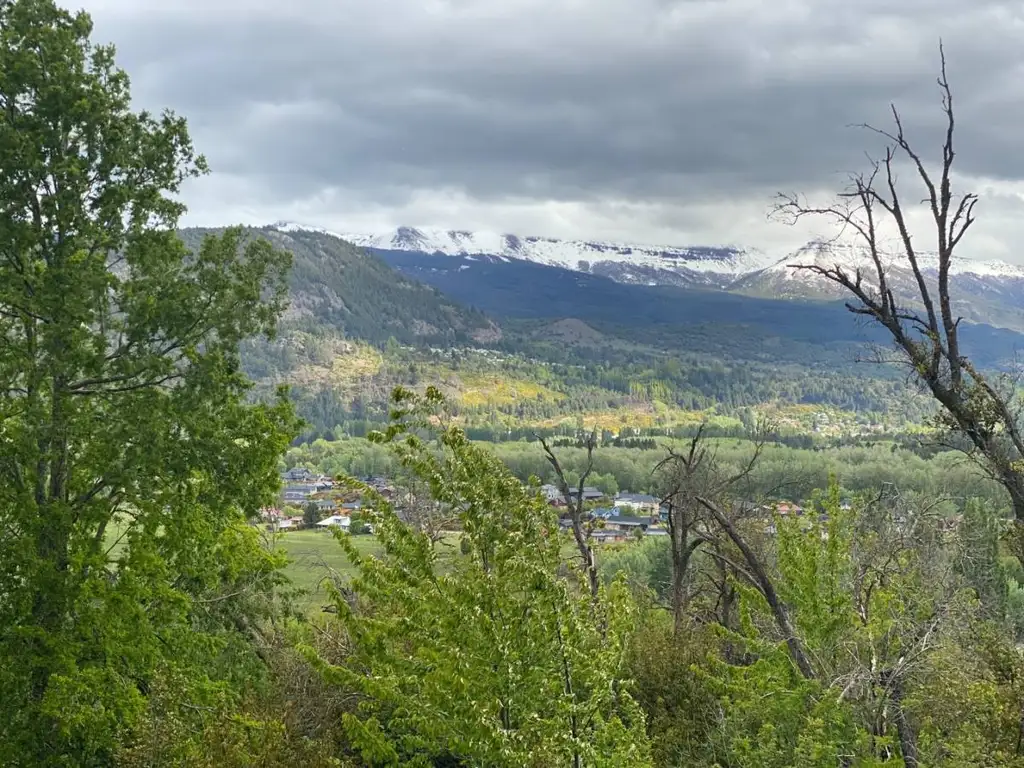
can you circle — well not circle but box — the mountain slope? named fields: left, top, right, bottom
left=335, top=224, right=1024, bottom=333
left=370, top=247, right=1024, bottom=371
left=333, top=224, right=777, bottom=288
left=180, top=226, right=501, bottom=346
left=732, top=241, right=1024, bottom=332
left=179, top=223, right=1024, bottom=437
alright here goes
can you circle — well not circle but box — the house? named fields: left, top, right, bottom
left=284, top=483, right=320, bottom=496
left=282, top=467, right=314, bottom=482
left=603, top=515, right=651, bottom=533
left=361, top=476, right=394, bottom=496
left=567, top=486, right=604, bottom=502
left=314, top=498, right=337, bottom=512
left=316, top=515, right=351, bottom=530
left=259, top=506, right=284, bottom=522
left=539, top=484, right=564, bottom=504
left=614, top=493, right=659, bottom=514
left=592, top=529, right=628, bottom=543
left=263, top=510, right=305, bottom=532
left=771, top=501, right=804, bottom=516
left=341, top=500, right=362, bottom=512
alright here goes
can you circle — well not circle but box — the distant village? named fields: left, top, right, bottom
left=260, top=467, right=815, bottom=542
left=261, top=466, right=683, bottom=540
left=258, top=466, right=389, bottom=534
left=261, top=467, right=906, bottom=543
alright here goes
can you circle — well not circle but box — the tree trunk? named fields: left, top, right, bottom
left=886, top=675, right=918, bottom=768
left=670, top=513, right=687, bottom=634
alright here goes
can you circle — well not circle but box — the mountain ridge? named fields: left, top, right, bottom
left=272, top=223, right=1024, bottom=334
left=315, top=223, right=1024, bottom=281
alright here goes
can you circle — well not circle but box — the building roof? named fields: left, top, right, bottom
left=284, top=484, right=320, bottom=493
left=606, top=516, right=651, bottom=527
left=616, top=493, right=658, bottom=504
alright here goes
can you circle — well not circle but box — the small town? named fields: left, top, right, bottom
left=263, top=467, right=851, bottom=542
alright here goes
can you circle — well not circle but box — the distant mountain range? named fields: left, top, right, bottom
left=333, top=224, right=775, bottom=288
left=303, top=224, right=1024, bottom=334
left=168, top=223, right=1024, bottom=434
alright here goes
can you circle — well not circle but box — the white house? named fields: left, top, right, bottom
left=316, top=515, right=351, bottom=530
left=614, top=493, right=659, bottom=514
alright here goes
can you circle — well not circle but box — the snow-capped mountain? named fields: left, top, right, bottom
left=733, top=240, right=1024, bottom=295
left=302, top=224, right=1024, bottom=284
left=335, top=225, right=779, bottom=287
left=729, top=240, right=1024, bottom=332
left=270, top=222, right=1024, bottom=332
left=768, top=240, right=1024, bottom=280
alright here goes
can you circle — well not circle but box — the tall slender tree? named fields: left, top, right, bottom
left=314, top=388, right=652, bottom=767
left=0, top=0, right=297, bottom=762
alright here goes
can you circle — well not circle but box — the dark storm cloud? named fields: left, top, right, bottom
left=80, top=0, right=1024, bottom=235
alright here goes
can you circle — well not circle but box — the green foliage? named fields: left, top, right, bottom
left=628, top=483, right=1024, bottom=767
left=599, top=536, right=672, bottom=602
left=290, top=434, right=1008, bottom=511
left=956, top=498, right=1010, bottom=619
left=303, top=502, right=321, bottom=526
left=348, top=512, right=370, bottom=536
left=0, top=1, right=299, bottom=762
left=306, top=387, right=652, bottom=766
left=115, top=660, right=344, bottom=768
left=184, top=225, right=501, bottom=358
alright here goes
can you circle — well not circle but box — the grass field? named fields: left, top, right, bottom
left=270, top=529, right=383, bottom=611
left=269, top=527, right=598, bottom=613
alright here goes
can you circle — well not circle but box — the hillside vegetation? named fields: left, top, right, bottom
left=206, top=229, right=962, bottom=440
left=180, top=226, right=501, bottom=347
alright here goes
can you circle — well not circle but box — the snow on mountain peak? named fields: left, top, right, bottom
left=777, top=240, right=1024, bottom=280
left=269, top=223, right=1024, bottom=287
left=337, top=226, right=778, bottom=277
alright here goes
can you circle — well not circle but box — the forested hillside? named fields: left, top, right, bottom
left=179, top=226, right=501, bottom=347
left=207, top=228, right=1022, bottom=441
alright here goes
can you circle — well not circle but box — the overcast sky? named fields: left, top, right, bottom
left=79, top=0, right=1024, bottom=261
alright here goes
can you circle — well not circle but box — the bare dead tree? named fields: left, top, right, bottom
left=772, top=43, right=1024, bottom=544
left=396, top=475, right=460, bottom=545
left=538, top=429, right=600, bottom=601
left=696, top=495, right=817, bottom=679
left=655, top=421, right=769, bottom=634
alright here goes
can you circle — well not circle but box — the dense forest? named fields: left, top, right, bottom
left=246, top=338, right=937, bottom=443
left=7, top=1, right=1024, bottom=766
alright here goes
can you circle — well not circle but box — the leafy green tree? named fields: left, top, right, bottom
left=303, top=502, right=322, bottom=526
left=308, top=387, right=652, bottom=766
left=956, top=498, right=1009, bottom=619
left=348, top=511, right=370, bottom=535
left=593, top=471, right=619, bottom=498
left=691, top=483, right=1021, bottom=767
left=0, top=0, right=297, bottom=762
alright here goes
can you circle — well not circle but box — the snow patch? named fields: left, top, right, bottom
left=338, top=225, right=779, bottom=277
left=271, top=223, right=1024, bottom=287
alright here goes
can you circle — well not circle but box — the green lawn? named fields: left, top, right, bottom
left=270, top=529, right=383, bottom=612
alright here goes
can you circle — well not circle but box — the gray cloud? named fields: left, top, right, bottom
left=80, top=0, right=1024, bottom=258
